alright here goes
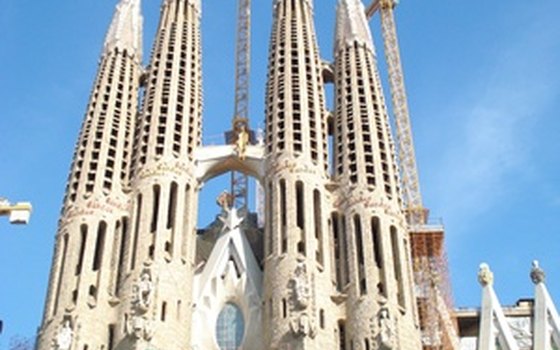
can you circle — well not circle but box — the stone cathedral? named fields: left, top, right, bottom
left=37, top=0, right=431, bottom=349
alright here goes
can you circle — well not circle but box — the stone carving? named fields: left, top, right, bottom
left=530, top=260, right=545, bottom=285
left=478, top=263, right=494, bottom=287
left=126, top=315, right=154, bottom=341
left=54, top=320, right=73, bottom=350
left=132, top=270, right=153, bottom=312
left=235, top=125, right=250, bottom=160
left=378, top=307, right=396, bottom=349
left=288, top=259, right=317, bottom=338
left=290, top=261, right=311, bottom=309
left=126, top=268, right=156, bottom=341
left=509, top=317, right=532, bottom=349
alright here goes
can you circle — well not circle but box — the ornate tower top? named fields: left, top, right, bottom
left=104, top=0, right=143, bottom=58
left=335, top=0, right=375, bottom=53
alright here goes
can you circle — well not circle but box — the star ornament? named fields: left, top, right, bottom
left=219, top=208, right=244, bottom=232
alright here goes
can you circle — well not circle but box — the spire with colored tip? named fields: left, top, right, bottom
left=104, top=0, right=143, bottom=59
left=335, top=0, right=375, bottom=53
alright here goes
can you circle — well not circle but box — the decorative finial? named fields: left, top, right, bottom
left=530, top=260, right=545, bottom=285
left=478, top=263, right=494, bottom=287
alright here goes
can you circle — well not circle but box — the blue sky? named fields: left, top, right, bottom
left=0, top=0, right=559, bottom=345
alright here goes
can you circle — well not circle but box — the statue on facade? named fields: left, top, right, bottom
left=126, top=315, right=154, bottom=341
left=378, top=307, right=396, bottom=349
left=132, top=271, right=153, bottom=312
left=54, top=320, right=73, bottom=350
left=288, top=259, right=317, bottom=338
left=290, top=260, right=310, bottom=310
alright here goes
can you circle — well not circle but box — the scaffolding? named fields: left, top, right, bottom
left=410, top=227, right=460, bottom=350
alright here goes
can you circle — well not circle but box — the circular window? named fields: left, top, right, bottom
left=216, top=303, right=245, bottom=350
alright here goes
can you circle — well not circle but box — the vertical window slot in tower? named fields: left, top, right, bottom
left=167, top=182, right=178, bottom=230
left=391, top=226, right=406, bottom=309
left=115, top=217, right=128, bottom=296
left=131, top=194, right=142, bottom=270
left=280, top=179, right=288, bottom=253
left=354, top=215, right=367, bottom=295
left=338, top=320, right=346, bottom=350
left=92, top=221, right=107, bottom=271
left=151, top=184, right=161, bottom=233
left=52, top=234, right=69, bottom=316
left=76, top=224, right=88, bottom=275
left=313, top=189, right=323, bottom=265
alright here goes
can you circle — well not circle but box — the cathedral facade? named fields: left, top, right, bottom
left=36, top=0, right=519, bottom=349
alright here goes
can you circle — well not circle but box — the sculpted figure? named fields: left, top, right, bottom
left=289, top=312, right=317, bottom=338
left=133, top=272, right=153, bottom=311
left=126, top=315, right=154, bottom=341
left=290, top=261, right=310, bottom=309
left=54, top=320, right=73, bottom=350
left=378, top=308, right=395, bottom=349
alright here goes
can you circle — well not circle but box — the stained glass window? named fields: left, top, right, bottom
left=216, top=303, right=245, bottom=350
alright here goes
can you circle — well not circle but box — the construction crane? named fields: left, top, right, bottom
left=366, top=0, right=425, bottom=227
left=365, top=1, right=459, bottom=349
left=225, top=0, right=254, bottom=213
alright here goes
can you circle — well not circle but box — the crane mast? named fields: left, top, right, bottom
left=227, top=0, right=252, bottom=213
left=376, top=0, right=425, bottom=226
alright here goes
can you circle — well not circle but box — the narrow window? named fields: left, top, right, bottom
left=115, top=217, right=128, bottom=296
left=108, top=324, right=115, bottom=350
left=177, top=300, right=182, bottom=320
left=371, top=217, right=382, bottom=269
left=282, top=298, right=288, bottom=318
left=296, top=181, right=304, bottom=230
left=267, top=182, right=274, bottom=256
left=391, top=226, right=406, bottom=308
left=93, top=221, right=107, bottom=271
left=314, top=190, right=323, bottom=265
left=320, top=309, right=325, bottom=329
left=182, top=184, right=191, bottom=261
left=76, top=225, right=88, bottom=275
left=167, top=182, right=178, bottom=230
left=131, top=194, right=142, bottom=270
left=331, top=213, right=343, bottom=291
left=53, top=234, right=69, bottom=316
left=338, top=320, right=346, bottom=350
left=280, top=180, right=287, bottom=253
left=340, top=215, right=349, bottom=287
left=161, top=302, right=167, bottom=321
left=151, top=185, right=161, bottom=233
left=354, top=215, right=367, bottom=295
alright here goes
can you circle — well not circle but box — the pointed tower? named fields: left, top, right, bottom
left=332, top=0, right=421, bottom=348
left=117, top=0, right=203, bottom=347
left=36, top=0, right=143, bottom=348
left=263, top=0, right=335, bottom=348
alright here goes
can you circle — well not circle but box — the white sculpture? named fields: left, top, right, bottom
left=54, top=320, right=73, bottom=350
left=478, top=263, right=494, bottom=287
left=290, top=261, right=310, bottom=309
left=132, top=271, right=153, bottom=311
left=378, top=307, right=396, bottom=349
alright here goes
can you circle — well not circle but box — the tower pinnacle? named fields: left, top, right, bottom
left=335, top=0, right=375, bottom=53
left=104, top=0, right=143, bottom=59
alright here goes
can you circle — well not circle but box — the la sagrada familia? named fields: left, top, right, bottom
left=35, top=0, right=560, bottom=349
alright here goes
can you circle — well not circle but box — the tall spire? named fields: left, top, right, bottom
left=104, top=0, right=143, bottom=59
left=335, top=0, right=375, bottom=53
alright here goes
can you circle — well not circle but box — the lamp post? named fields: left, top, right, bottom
left=0, top=197, right=32, bottom=225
